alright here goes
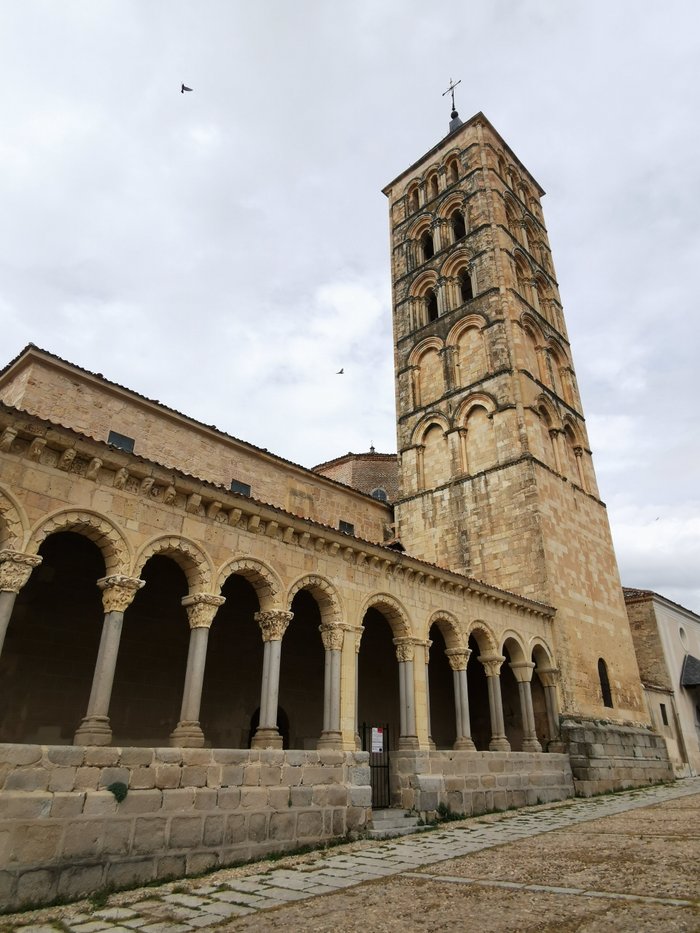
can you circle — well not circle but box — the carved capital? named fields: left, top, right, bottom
left=319, top=623, right=344, bottom=652
left=255, top=609, right=293, bottom=642
left=479, top=654, right=506, bottom=677
left=509, top=660, right=536, bottom=683
left=0, top=550, right=43, bottom=593
left=393, top=638, right=415, bottom=663
left=445, top=647, right=471, bottom=672
left=98, top=575, right=145, bottom=614
left=182, top=593, right=226, bottom=629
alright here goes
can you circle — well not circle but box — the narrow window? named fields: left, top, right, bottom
left=421, top=231, right=434, bottom=262
left=426, top=289, right=438, bottom=322
left=660, top=703, right=669, bottom=726
left=429, top=174, right=439, bottom=198
left=230, top=479, right=251, bottom=497
left=451, top=209, right=466, bottom=241
left=339, top=520, right=355, bottom=535
left=460, top=270, right=474, bottom=303
left=408, top=187, right=419, bottom=213
left=448, top=159, right=459, bottom=184
left=108, top=430, right=135, bottom=453
left=597, top=658, right=613, bottom=708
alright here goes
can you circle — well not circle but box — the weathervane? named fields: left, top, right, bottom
left=442, top=77, right=462, bottom=118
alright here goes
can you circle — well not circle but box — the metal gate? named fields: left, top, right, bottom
left=361, top=722, right=391, bottom=808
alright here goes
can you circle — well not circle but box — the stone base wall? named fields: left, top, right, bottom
left=560, top=718, right=674, bottom=796
left=391, top=751, right=574, bottom=817
left=0, top=745, right=371, bottom=912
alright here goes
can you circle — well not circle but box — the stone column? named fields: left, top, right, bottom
left=480, top=655, right=510, bottom=751
left=74, top=574, right=144, bottom=746
left=395, top=638, right=419, bottom=750
left=169, top=594, right=225, bottom=747
left=509, top=660, right=542, bottom=752
left=251, top=609, right=293, bottom=749
left=0, top=550, right=42, bottom=658
left=318, top=623, right=344, bottom=749
left=424, top=639, right=436, bottom=749
left=537, top=666, right=564, bottom=750
left=446, top=648, right=476, bottom=750
left=354, top=626, right=363, bottom=750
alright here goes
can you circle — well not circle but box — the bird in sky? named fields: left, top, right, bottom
left=181, top=83, right=193, bottom=94
left=336, top=368, right=344, bottom=374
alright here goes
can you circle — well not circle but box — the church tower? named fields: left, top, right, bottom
left=382, top=109, right=647, bottom=720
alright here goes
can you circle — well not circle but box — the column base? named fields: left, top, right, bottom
left=169, top=721, right=205, bottom=748
left=547, top=741, right=566, bottom=753
left=489, top=736, right=511, bottom=752
left=251, top=727, right=283, bottom=749
left=429, top=737, right=437, bottom=751
left=453, top=736, right=476, bottom=751
left=354, top=732, right=362, bottom=751
left=74, top=716, right=112, bottom=746
left=398, top=735, right=420, bottom=750
left=317, top=731, right=343, bottom=750
left=522, top=738, right=543, bottom=753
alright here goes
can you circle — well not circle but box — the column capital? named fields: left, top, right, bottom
left=393, top=637, right=417, bottom=663
left=319, top=623, right=344, bottom=652
left=182, top=593, right=226, bottom=629
left=509, top=660, right=536, bottom=683
left=479, top=654, right=506, bottom=677
left=98, top=575, right=145, bottom=614
left=536, top=666, right=561, bottom=688
left=255, top=609, right=293, bottom=642
left=445, top=647, right=471, bottom=671
left=0, top=550, right=42, bottom=593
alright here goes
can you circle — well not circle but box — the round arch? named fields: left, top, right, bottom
left=217, top=557, right=282, bottom=611
left=408, top=335, right=444, bottom=368
left=133, top=535, right=212, bottom=594
left=441, top=248, right=476, bottom=280
left=359, top=592, right=411, bottom=640
left=409, top=269, right=438, bottom=298
left=27, top=508, right=131, bottom=576
left=501, top=632, right=528, bottom=663
left=0, top=485, right=29, bottom=551
left=425, top=610, right=463, bottom=650
left=446, top=314, right=487, bottom=348
left=531, top=639, right=555, bottom=670
left=454, top=392, right=497, bottom=426
left=466, top=620, right=498, bottom=655
left=287, top=574, right=342, bottom=626
left=411, top=412, right=452, bottom=447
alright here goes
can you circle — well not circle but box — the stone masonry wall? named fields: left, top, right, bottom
left=561, top=718, right=674, bottom=796
left=391, top=751, right=574, bottom=817
left=0, top=745, right=371, bottom=912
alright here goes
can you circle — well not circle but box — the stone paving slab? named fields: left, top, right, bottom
left=3, top=777, right=699, bottom=932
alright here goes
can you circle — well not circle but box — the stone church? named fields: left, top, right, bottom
left=0, top=110, right=674, bottom=907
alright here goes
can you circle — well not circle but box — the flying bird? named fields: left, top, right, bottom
left=181, top=83, right=193, bottom=94
left=336, top=368, right=344, bottom=374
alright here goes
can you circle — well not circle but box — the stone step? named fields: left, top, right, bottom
left=367, top=808, right=424, bottom=839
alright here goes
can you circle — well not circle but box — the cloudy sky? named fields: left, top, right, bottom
left=1, top=1, right=699, bottom=611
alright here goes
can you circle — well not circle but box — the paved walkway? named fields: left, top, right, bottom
left=5, top=777, right=700, bottom=932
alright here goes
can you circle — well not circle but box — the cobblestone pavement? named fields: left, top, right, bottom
left=4, top=777, right=700, bottom=933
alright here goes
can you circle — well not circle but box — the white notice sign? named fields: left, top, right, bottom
left=371, top=726, right=384, bottom=753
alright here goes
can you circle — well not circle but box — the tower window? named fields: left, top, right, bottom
left=420, top=231, right=434, bottom=262
left=426, top=289, right=438, bottom=322
left=597, top=658, right=613, bottom=708
left=408, top=186, right=419, bottom=213
left=428, top=174, right=439, bottom=199
left=460, top=270, right=474, bottom=303
left=450, top=209, right=466, bottom=241
left=108, top=430, right=135, bottom=453
left=448, top=159, right=459, bottom=184
left=660, top=703, right=669, bottom=726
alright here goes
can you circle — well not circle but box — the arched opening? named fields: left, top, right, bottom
left=448, top=159, right=459, bottom=185
left=455, top=324, right=487, bottom=386
left=501, top=643, right=524, bottom=750
left=459, top=269, right=474, bottom=302
left=598, top=658, right=613, bottom=708
left=428, top=174, right=439, bottom=199
left=416, top=347, right=445, bottom=404
left=371, top=487, right=388, bottom=502
left=278, top=589, right=325, bottom=748
left=199, top=574, right=263, bottom=748
left=358, top=608, right=400, bottom=749
left=451, top=209, right=467, bottom=242
left=427, top=624, right=457, bottom=748
left=0, top=531, right=104, bottom=744
left=465, top=405, right=497, bottom=475
left=422, top=422, right=450, bottom=488
left=426, top=288, right=438, bottom=322
left=466, top=634, right=491, bottom=750
left=408, top=186, right=419, bottom=213
left=421, top=231, right=435, bottom=262
left=109, top=555, right=190, bottom=745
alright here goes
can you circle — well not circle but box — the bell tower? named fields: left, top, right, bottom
left=382, top=109, right=647, bottom=720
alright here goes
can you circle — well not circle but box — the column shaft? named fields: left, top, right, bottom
left=486, top=673, right=510, bottom=751
left=517, top=680, right=542, bottom=752
left=0, top=590, right=17, bottom=658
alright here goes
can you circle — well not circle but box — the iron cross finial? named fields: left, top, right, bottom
left=442, top=77, right=462, bottom=116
